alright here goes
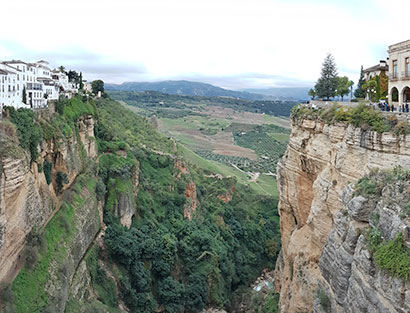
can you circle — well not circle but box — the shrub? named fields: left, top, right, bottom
left=316, top=287, right=331, bottom=313
left=349, top=104, right=390, bottom=133
left=354, top=176, right=378, bottom=196
left=0, top=283, right=15, bottom=307
left=9, top=107, right=43, bottom=162
left=374, top=232, right=410, bottom=280
left=24, top=246, right=38, bottom=270
left=43, top=160, right=52, bottom=185
left=95, top=179, right=106, bottom=201
left=56, top=171, right=69, bottom=192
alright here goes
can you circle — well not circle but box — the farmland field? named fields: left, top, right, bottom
left=111, top=91, right=293, bottom=196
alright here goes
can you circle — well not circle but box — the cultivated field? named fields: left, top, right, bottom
left=121, top=97, right=290, bottom=196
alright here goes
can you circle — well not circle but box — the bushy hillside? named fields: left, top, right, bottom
left=92, top=98, right=281, bottom=312
left=4, top=96, right=281, bottom=313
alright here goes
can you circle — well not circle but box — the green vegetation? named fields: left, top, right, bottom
left=262, top=291, right=279, bottom=313
left=12, top=175, right=98, bottom=313
left=92, top=80, right=105, bottom=95
left=8, top=107, right=43, bottom=162
left=96, top=98, right=174, bottom=153
left=314, top=54, right=338, bottom=100
left=231, top=124, right=289, bottom=173
left=7, top=94, right=281, bottom=313
left=292, top=104, right=395, bottom=133
left=43, top=160, right=52, bottom=185
left=109, top=90, right=297, bottom=117
left=95, top=98, right=281, bottom=312
left=179, top=145, right=278, bottom=197
left=354, top=66, right=366, bottom=99
left=356, top=167, right=410, bottom=281
left=366, top=231, right=410, bottom=280
left=316, top=287, right=331, bottom=313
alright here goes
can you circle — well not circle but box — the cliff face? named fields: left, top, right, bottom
left=0, top=115, right=97, bottom=284
left=274, top=117, right=410, bottom=313
left=314, top=181, right=410, bottom=313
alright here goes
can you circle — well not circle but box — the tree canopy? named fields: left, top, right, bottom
left=336, top=76, right=352, bottom=101
left=314, top=54, right=338, bottom=100
left=354, top=66, right=366, bottom=99
left=92, top=80, right=105, bottom=94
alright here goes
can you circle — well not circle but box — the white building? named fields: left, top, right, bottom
left=388, top=39, right=410, bottom=107
left=0, top=59, right=82, bottom=112
left=83, top=80, right=93, bottom=93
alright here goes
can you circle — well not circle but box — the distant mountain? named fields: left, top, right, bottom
left=105, top=80, right=271, bottom=100
left=241, top=87, right=311, bottom=101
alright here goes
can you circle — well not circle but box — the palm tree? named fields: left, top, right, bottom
left=58, top=66, right=65, bottom=73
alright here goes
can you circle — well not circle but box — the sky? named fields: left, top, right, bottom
left=1, top=0, right=410, bottom=89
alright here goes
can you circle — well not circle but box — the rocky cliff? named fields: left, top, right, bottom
left=0, top=114, right=97, bottom=284
left=274, top=115, right=410, bottom=313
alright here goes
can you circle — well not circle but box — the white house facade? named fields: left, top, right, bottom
left=388, top=39, right=410, bottom=107
left=0, top=59, right=81, bottom=113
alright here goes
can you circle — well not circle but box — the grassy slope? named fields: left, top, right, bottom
left=179, top=145, right=277, bottom=197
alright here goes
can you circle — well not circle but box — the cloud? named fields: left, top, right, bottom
left=1, top=0, right=409, bottom=88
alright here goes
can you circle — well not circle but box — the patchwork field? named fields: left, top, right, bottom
left=116, top=92, right=291, bottom=196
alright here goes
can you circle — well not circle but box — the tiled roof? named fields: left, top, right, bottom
left=364, top=64, right=388, bottom=73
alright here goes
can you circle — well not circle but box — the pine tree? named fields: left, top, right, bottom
left=354, top=66, right=366, bottom=99
left=79, top=72, right=84, bottom=90
left=22, top=86, right=27, bottom=104
left=315, top=54, right=338, bottom=100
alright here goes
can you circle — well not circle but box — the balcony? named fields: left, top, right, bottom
left=26, top=83, right=43, bottom=91
left=389, top=73, right=399, bottom=81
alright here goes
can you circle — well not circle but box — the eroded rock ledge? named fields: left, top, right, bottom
left=274, top=117, right=410, bottom=313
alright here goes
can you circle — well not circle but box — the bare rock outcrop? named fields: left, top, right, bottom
left=314, top=178, right=410, bottom=313
left=275, top=117, right=410, bottom=313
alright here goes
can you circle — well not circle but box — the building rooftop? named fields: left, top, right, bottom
left=364, top=63, right=388, bottom=73
left=388, top=39, right=410, bottom=53
left=2, top=60, right=29, bottom=65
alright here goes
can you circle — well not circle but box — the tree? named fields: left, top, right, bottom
left=379, top=72, right=388, bottom=99
left=67, top=70, right=79, bottom=85
left=349, top=80, right=354, bottom=100
left=336, top=76, right=350, bottom=101
left=157, top=277, right=184, bottom=313
left=354, top=66, right=366, bottom=99
left=362, top=79, right=377, bottom=102
left=308, top=88, right=316, bottom=100
left=79, top=72, right=84, bottom=90
left=92, top=80, right=104, bottom=94
left=58, top=65, right=65, bottom=73
left=314, top=54, right=338, bottom=100
left=22, top=86, right=27, bottom=104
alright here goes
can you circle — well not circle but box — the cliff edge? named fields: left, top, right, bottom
left=274, top=108, right=410, bottom=313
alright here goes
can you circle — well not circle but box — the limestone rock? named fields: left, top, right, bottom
left=275, top=116, right=410, bottom=313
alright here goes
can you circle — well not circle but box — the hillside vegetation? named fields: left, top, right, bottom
left=5, top=96, right=281, bottom=313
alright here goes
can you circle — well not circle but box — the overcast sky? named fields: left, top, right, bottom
left=1, top=0, right=409, bottom=89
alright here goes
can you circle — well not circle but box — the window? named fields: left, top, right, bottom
left=393, top=60, right=398, bottom=78
left=406, top=57, right=409, bottom=77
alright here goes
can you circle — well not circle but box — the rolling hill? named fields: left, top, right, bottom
left=105, top=80, right=270, bottom=100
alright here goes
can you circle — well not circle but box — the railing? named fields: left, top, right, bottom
left=26, top=83, right=43, bottom=91
left=389, top=72, right=410, bottom=81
